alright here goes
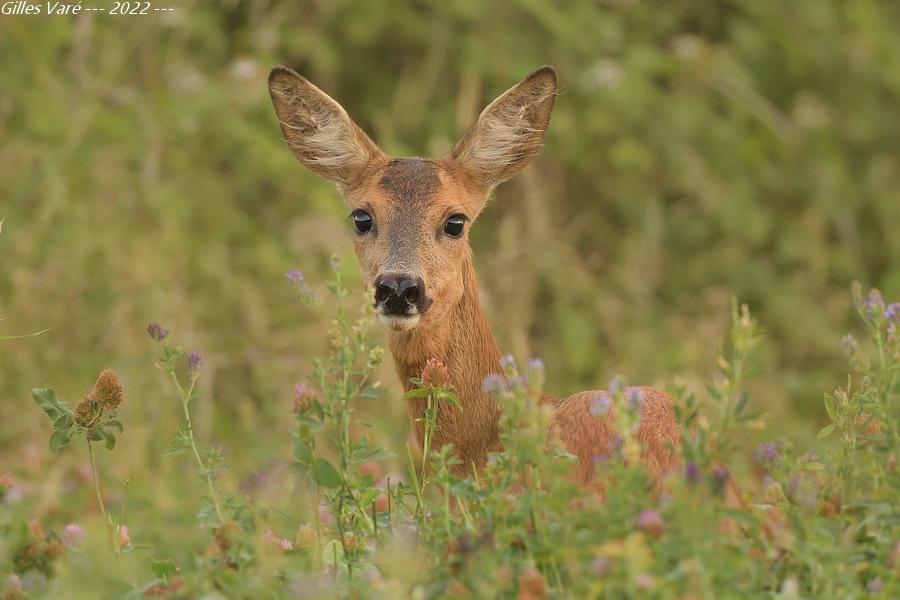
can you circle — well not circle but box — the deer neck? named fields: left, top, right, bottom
left=385, top=257, right=502, bottom=469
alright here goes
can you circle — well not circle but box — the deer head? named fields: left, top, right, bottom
left=268, top=66, right=557, bottom=333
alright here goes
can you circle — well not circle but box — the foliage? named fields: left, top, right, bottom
left=6, top=272, right=899, bottom=597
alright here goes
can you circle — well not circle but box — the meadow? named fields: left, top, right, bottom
left=2, top=1, right=899, bottom=598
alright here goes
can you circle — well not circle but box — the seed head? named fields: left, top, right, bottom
left=147, top=322, right=168, bottom=342
left=420, top=358, right=450, bottom=389
left=75, top=394, right=101, bottom=428
left=92, top=369, right=123, bottom=410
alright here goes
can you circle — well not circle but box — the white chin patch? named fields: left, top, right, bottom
left=377, top=313, right=420, bottom=332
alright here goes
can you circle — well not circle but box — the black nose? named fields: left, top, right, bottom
left=374, top=274, right=429, bottom=315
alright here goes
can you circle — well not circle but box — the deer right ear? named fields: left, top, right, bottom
left=268, top=67, right=384, bottom=187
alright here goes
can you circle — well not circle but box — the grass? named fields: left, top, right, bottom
left=4, top=269, right=898, bottom=598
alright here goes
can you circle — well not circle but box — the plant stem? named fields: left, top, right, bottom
left=87, top=439, right=114, bottom=549
left=170, top=372, right=225, bottom=524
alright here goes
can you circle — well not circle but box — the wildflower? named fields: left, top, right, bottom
left=187, top=352, right=203, bottom=377
left=884, top=302, right=900, bottom=322
left=712, top=465, right=730, bottom=494
left=607, top=375, right=625, bottom=395
left=499, top=354, right=515, bottom=368
left=75, top=395, right=101, bottom=428
left=118, top=525, right=131, bottom=548
left=865, top=288, right=885, bottom=318
left=526, top=358, right=545, bottom=389
left=329, top=255, right=341, bottom=272
left=420, top=358, right=450, bottom=389
left=590, top=555, right=609, bottom=577
left=293, top=383, right=318, bottom=414
left=93, top=369, right=123, bottom=410
left=635, top=574, right=655, bottom=590
left=867, top=577, right=883, bottom=594
left=0, top=472, right=15, bottom=489
left=635, top=509, right=664, bottom=537
left=261, top=528, right=292, bottom=551
left=147, top=322, right=168, bottom=342
left=684, top=463, right=701, bottom=484
left=754, top=441, right=779, bottom=466
left=481, top=373, right=508, bottom=394
left=626, top=388, right=644, bottom=411
left=63, top=523, right=85, bottom=547
left=374, top=493, right=389, bottom=513
left=590, top=393, right=611, bottom=417
left=286, top=270, right=317, bottom=301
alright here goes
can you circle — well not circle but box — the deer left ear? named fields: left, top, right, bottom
left=450, top=66, right=557, bottom=188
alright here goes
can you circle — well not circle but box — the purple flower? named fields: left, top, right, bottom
left=626, top=388, right=645, bottom=411
left=684, top=462, right=701, bottom=484
left=286, top=270, right=317, bottom=301
left=590, top=555, right=609, bottom=577
left=526, top=358, right=545, bottom=379
left=867, top=577, right=883, bottom=594
left=865, top=288, right=885, bottom=318
left=590, top=393, right=611, bottom=417
left=63, top=523, right=85, bottom=547
left=147, top=322, right=168, bottom=342
left=754, top=441, right=779, bottom=466
left=607, top=375, right=625, bottom=395
left=285, top=270, right=304, bottom=284
left=635, top=509, right=664, bottom=533
left=187, top=351, right=203, bottom=376
left=481, top=374, right=507, bottom=394
left=712, top=466, right=730, bottom=493
left=329, top=256, right=341, bottom=272
left=499, top=354, right=516, bottom=370
left=592, top=452, right=609, bottom=464
left=884, top=302, right=900, bottom=322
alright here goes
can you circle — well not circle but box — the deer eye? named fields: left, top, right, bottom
left=351, top=209, right=373, bottom=234
left=444, top=214, right=466, bottom=238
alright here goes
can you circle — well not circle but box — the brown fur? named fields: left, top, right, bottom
left=269, top=65, right=682, bottom=483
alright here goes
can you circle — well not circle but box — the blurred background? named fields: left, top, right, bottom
left=2, top=0, right=899, bottom=544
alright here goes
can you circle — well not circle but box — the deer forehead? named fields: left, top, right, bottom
left=353, top=158, right=482, bottom=226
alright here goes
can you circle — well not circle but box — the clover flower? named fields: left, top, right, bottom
left=75, top=395, right=101, bottom=428
left=293, top=383, right=318, bottom=414
left=63, top=523, right=85, bottom=547
left=684, top=462, right=701, bottom=484
left=635, top=509, right=664, bottom=537
left=626, top=388, right=645, bottom=411
left=421, top=358, right=450, bottom=389
left=482, top=373, right=508, bottom=394
left=147, top=322, right=168, bottom=342
left=187, top=352, right=203, bottom=377
left=754, top=441, right=779, bottom=466
left=590, top=393, right=611, bottom=417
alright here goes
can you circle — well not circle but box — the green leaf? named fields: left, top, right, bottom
left=817, top=424, right=835, bottom=439
left=823, top=394, right=836, bottom=421
left=313, top=458, right=342, bottom=488
left=106, top=420, right=125, bottom=433
left=291, top=437, right=313, bottom=466
left=148, top=558, right=178, bottom=580
left=97, top=428, right=117, bottom=450
left=49, top=428, right=71, bottom=453
left=32, top=388, right=73, bottom=422
left=403, top=388, right=432, bottom=399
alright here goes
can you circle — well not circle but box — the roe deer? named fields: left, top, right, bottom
left=268, top=65, right=681, bottom=484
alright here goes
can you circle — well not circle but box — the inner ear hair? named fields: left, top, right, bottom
left=451, top=66, right=558, bottom=188
left=268, top=66, right=384, bottom=186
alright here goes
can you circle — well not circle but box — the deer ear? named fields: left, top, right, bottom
left=450, top=66, right=557, bottom=188
left=268, top=66, right=385, bottom=187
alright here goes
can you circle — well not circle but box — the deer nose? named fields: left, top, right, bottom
left=374, top=274, right=428, bottom=315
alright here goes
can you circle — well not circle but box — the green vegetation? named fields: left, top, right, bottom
left=2, top=1, right=899, bottom=598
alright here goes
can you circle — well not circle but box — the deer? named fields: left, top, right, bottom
left=268, top=65, right=681, bottom=486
